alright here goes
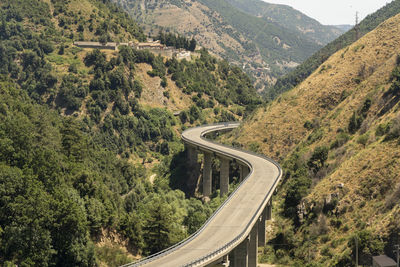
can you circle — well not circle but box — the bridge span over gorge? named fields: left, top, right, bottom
left=122, top=122, right=282, bottom=267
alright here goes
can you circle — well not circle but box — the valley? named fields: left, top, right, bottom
left=0, top=0, right=399, bottom=266
left=113, top=0, right=345, bottom=93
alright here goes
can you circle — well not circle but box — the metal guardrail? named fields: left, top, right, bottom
left=122, top=122, right=282, bottom=267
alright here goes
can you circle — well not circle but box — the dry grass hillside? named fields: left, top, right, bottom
left=230, top=14, right=400, bottom=159
left=225, top=13, right=400, bottom=266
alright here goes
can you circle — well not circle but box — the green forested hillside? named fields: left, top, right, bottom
left=197, top=0, right=319, bottom=65
left=0, top=78, right=230, bottom=265
left=225, top=0, right=342, bottom=45
left=0, top=0, right=260, bottom=265
left=268, top=0, right=400, bottom=100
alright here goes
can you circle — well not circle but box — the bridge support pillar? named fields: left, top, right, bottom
left=258, top=208, right=267, bottom=247
left=185, top=145, right=200, bottom=195
left=266, top=198, right=272, bottom=221
left=187, top=145, right=198, bottom=167
left=203, top=152, right=213, bottom=197
left=232, top=238, right=248, bottom=267
left=220, top=157, right=229, bottom=196
left=248, top=222, right=258, bottom=267
left=221, top=255, right=229, bottom=266
left=239, top=165, right=250, bottom=182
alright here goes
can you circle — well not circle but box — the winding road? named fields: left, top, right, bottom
left=123, top=122, right=282, bottom=267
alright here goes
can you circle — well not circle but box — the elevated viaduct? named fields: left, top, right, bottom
left=122, top=122, right=282, bottom=267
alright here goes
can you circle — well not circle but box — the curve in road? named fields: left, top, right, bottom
left=123, top=122, right=282, bottom=267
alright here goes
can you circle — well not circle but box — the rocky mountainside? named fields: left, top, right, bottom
left=113, top=0, right=345, bottom=92
left=224, top=12, right=400, bottom=266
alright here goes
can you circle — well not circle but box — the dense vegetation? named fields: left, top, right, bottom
left=225, top=0, right=342, bottom=45
left=157, top=31, right=197, bottom=51
left=197, top=0, right=319, bottom=73
left=167, top=49, right=260, bottom=110
left=267, top=0, right=400, bottom=100
left=0, top=79, right=232, bottom=265
left=0, top=0, right=260, bottom=265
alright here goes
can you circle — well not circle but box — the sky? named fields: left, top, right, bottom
left=262, top=0, right=392, bottom=25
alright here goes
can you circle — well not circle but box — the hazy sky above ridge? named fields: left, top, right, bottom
left=262, top=0, right=392, bottom=25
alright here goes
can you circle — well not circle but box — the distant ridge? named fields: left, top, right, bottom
left=225, top=0, right=343, bottom=45
left=113, top=0, right=345, bottom=92
left=333, top=24, right=354, bottom=32
left=268, top=0, right=400, bottom=99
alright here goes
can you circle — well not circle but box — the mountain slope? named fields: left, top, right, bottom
left=224, top=12, right=400, bottom=266
left=113, top=0, right=344, bottom=92
left=269, top=0, right=400, bottom=100
left=225, top=0, right=342, bottom=45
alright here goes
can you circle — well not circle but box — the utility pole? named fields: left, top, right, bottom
left=394, top=244, right=399, bottom=267
left=355, top=12, right=360, bottom=41
left=355, top=237, right=359, bottom=267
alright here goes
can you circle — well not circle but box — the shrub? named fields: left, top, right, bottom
left=330, top=132, right=350, bottom=149
left=58, top=44, right=65, bottom=55
left=375, top=123, right=390, bottom=136
left=306, top=128, right=324, bottom=144
left=68, top=63, right=78, bottom=73
left=357, top=133, right=370, bottom=146
left=330, top=218, right=342, bottom=228
left=248, top=142, right=260, bottom=153
left=163, top=91, right=170, bottom=98
left=161, top=77, right=167, bottom=88
left=385, top=183, right=400, bottom=210
left=304, top=120, right=313, bottom=130
left=385, top=116, right=400, bottom=141
left=348, top=98, right=372, bottom=134
left=348, top=112, right=363, bottom=134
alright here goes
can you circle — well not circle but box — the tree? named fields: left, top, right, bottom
left=184, top=199, right=210, bottom=234
left=159, top=141, right=170, bottom=155
left=51, top=188, right=96, bottom=266
left=58, top=44, right=65, bottom=55
left=60, top=118, right=87, bottom=160
left=99, top=34, right=108, bottom=45
left=143, top=200, right=174, bottom=255
left=77, top=24, right=84, bottom=32
left=350, top=230, right=384, bottom=266
left=119, top=212, right=144, bottom=251
left=84, top=49, right=106, bottom=69
left=283, top=174, right=311, bottom=220
left=179, top=110, right=188, bottom=124
left=307, top=146, right=329, bottom=173
left=189, top=38, right=197, bottom=52
left=0, top=165, right=55, bottom=266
